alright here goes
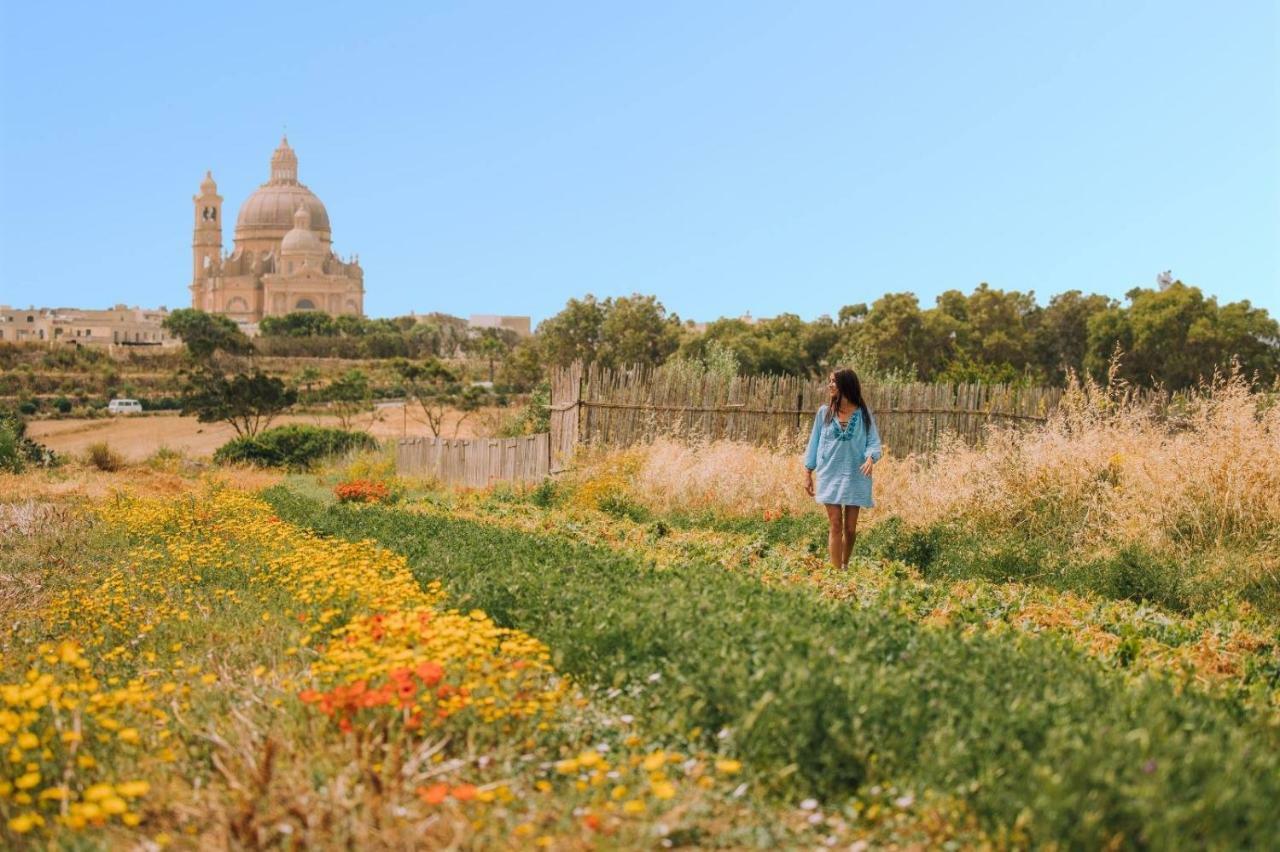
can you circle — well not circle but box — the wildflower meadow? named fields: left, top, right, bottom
left=1, top=372, right=1278, bottom=849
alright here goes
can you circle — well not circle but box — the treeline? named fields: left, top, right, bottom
left=507, top=282, right=1277, bottom=390
left=253, top=312, right=476, bottom=360
left=252, top=280, right=1279, bottom=391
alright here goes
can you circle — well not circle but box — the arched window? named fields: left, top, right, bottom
left=295, top=298, right=316, bottom=311
left=225, top=297, right=250, bottom=313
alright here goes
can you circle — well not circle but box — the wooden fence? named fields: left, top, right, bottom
left=549, top=362, right=1063, bottom=463
left=395, top=433, right=549, bottom=487
left=396, top=362, right=1066, bottom=482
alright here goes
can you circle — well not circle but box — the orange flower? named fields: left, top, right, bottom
left=415, top=661, right=445, bottom=685
left=418, top=784, right=449, bottom=805
left=451, top=784, right=478, bottom=802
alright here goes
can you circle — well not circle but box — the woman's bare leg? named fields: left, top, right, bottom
left=825, top=504, right=844, bottom=569
left=842, top=506, right=860, bottom=567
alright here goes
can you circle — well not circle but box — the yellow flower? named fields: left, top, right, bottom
left=117, top=780, right=150, bottom=798
left=554, top=758, right=579, bottom=775
left=101, top=795, right=128, bottom=815
left=7, top=812, right=41, bottom=833
left=16, top=732, right=38, bottom=750
left=117, top=728, right=140, bottom=744
left=642, top=751, right=666, bottom=772
left=622, top=799, right=646, bottom=815
left=84, top=783, right=114, bottom=802
left=14, top=772, right=40, bottom=790
left=651, top=780, right=676, bottom=800
left=715, top=759, right=742, bottom=775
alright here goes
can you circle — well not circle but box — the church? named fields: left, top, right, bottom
left=189, top=137, right=364, bottom=324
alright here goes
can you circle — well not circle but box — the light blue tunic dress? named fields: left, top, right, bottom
left=803, top=404, right=883, bottom=508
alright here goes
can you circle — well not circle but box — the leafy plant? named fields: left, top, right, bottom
left=179, top=368, right=297, bottom=438
left=264, top=490, right=1280, bottom=849
left=214, top=425, right=377, bottom=471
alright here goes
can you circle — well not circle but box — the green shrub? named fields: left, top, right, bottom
left=857, top=518, right=1200, bottom=614
left=53, top=396, right=72, bottom=414
left=214, top=425, right=378, bottom=471
left=84, top=441, right=124, bottom=472
left=265, top=489, right=1280, bottom=849
left=0, top=411, right=58, bottom=472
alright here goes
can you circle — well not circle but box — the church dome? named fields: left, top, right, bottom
left=233, top=137, right=331, bottom=242
left=280, top=205, right=325, bottom=256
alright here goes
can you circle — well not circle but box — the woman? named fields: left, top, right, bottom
left=803, top=369, right=883, bottom=569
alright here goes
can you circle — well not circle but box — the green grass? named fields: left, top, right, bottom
left=264, top=486, right=1280, bottom=850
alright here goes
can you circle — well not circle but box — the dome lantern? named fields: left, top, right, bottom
left=269, top=135, right=299, bottom=184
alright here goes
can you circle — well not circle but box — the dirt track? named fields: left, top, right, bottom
left=28, top=405, right=499, bottom=462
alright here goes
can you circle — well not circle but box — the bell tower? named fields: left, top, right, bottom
left=192, top=171, right=222, bottom=305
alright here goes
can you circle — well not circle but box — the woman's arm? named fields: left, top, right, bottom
left=803, top=407, right=824, bottom=470
left=863, top=408, right=883, bottom=463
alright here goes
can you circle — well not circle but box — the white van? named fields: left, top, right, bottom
left=107, top=398, right=143, bottom=415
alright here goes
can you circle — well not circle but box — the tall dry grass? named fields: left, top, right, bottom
left=572, top=367, right=1279, bottom=574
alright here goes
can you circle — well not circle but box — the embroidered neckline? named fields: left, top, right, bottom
left=831, top=409, right=857, bottom=440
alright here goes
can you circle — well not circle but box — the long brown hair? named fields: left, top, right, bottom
left=824, top=368, right=873, bottom=430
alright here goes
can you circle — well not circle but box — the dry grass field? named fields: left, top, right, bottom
left=27, top=404, right=502, bottom=462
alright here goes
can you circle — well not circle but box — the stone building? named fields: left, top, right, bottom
left=467, top=314, right=532, bottom=338
left=0, top=305, right=175, bottom=347
left=190, top=137, right=364, bottom=324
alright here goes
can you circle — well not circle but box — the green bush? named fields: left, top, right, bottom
left=265, top=489, right=1280, bottom=849
left=214, top=425, right=378, bottom=471
left=0, top=411, right=58, bottom=472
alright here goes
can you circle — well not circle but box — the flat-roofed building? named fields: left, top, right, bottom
left=468, top=314, right=531, bottom=337
left=0, top=305, right=176, bottom=347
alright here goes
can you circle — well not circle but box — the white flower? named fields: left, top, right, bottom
left=894, top=793, right=915, bottom=809
left=732, top=783, right=748, bottom=798
left=620, top=714, right=635, bottom=724
left=800, top=798, right=819, bottom=811
left=807, top=812, right=824, bottom=825
left=849, top=841, right=869, bottom=852
left=647, top=672, right=662, bottom=683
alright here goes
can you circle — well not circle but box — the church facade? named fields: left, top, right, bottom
left=190, top=137, right=364, bottom=323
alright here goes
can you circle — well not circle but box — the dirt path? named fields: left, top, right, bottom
left=28, top=405, right=502, bottom=462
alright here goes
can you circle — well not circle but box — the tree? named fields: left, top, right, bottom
left=463, top=327, right=519, bottom=382
left=1085, top=282, right=1280, bottom=389
left=162, top=309, right=252, bottom=361
left=597, top=294, right=683, bottom=368
left=259, top=311, right=337, bottom=337
left=322, top=369, right=372, bottom=429
left=858, top=292, right=933, bottom=377
left=296, top=366, right=322, bottom=398
left=1033, top=290, right=1116, bottom=383
left=395, top=358, right=480, bottom=437
left=498, top=337, right=547, bottom=392
left=537, top=296, right=606, bottom=367
left=178, top=368, right=297, bottom=437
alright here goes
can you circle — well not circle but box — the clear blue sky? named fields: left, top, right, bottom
left=2, top=1, right=1277, bottom=325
